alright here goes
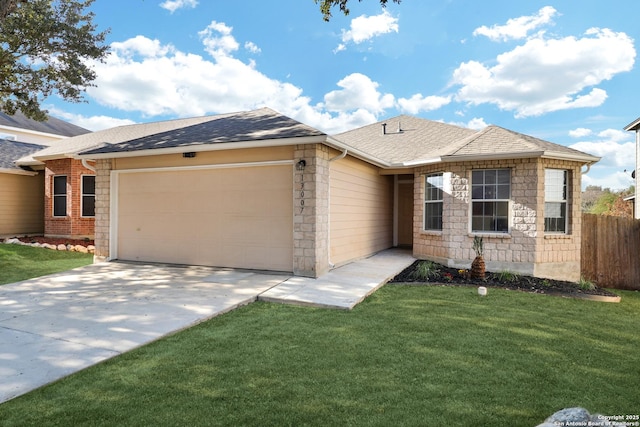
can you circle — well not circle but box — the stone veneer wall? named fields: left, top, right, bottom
left=293, top=144, right=330, bottom=278
left=93, top=158, right=112, bottom=263
left=44, top=158, right=95, bottom=239
left=413, top=157, right=582, bottom=281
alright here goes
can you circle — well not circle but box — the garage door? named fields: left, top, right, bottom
left=115, top=164, right=293, bottom=272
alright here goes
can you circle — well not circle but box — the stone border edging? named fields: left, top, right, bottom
left=1, top=238, right=95, bottom=254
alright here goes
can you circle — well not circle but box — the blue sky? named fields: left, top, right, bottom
left=46, top=0, right=638, bottom=190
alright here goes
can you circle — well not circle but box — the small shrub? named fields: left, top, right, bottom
left=578, top=277, right=596, bottom=291
left=411, top=261, right=441, bottom=281
left=542, top=279, right=551, bottom=287
left=496, top=270, right=519, bottom=282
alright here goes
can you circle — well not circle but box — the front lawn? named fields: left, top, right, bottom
left=0, top=244, right=93, bottom=285
left=1, top=286, right=638, bottom=426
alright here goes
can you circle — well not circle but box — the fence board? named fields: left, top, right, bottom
left=581, top=213, right=640, bottom=290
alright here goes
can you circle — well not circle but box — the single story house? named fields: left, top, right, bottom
left=74, top=107, right=599, bottom=281
left=0, top=112, right=90, bottom=237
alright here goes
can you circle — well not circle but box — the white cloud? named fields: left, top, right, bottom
left=199, top=21, right=239, bottom=57
left=48, top=107, right=136, bottom=131
left=570, top=139, right=634, bottom=168
left=466, top=117, right=489, bottom=130
left=452, top=28, right=636, bottom=117
left=397, top=94, right=452, bottom=115
left=473, top=6, right=557, bottom=42
left=84, top=23, right=396, bottom=134
left=337, top=10, right=399, bottom=51
left=160, top=0, right=198, bottom=13
left=323, top=73, right=395, bottom=115
left=569, top=127, right=592, bottom=138
left=244, top=41, right=261, bottom=54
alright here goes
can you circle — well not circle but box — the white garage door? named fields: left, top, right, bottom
left=115, top=164, right=293, bottom=272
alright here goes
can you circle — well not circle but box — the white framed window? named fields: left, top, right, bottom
left=424, top=173, right=444, bottom=230
left=53, top=175, right=67, bottom=217
left=81, top=175, right=96, bottom=217
left=471, top=169, right=510, bottom=233
left=545, top=169, right=568, bottom=233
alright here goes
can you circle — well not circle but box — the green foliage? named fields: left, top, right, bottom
left=314, top=0, right=401, bottom=21
left=496, top=270, right=520, bottom=282
left=0, top=0, right=109, bottom=120
left=578, top=276, right=596, bottom=291
left=472, top=235, right=483, bottom=257
left=0, top=244, right=93, bottom=285
left=410, top=260, right=440, bottom=281
left=1, top=287, right=638, bottom=425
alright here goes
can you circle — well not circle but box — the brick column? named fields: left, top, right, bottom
left=93, top=159, right=112, bottom=263
left=293, top=144, right=330, bottom=277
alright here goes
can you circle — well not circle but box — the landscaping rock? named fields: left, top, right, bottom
left=57, top=244, right=67, bottom=251
left=42, top=243, right=57, bottom=250
left=74, top=245, right=89, bottom=253
left=537, top=407, right=619, bottom=427
left=87, top=245, right=95, bottom=254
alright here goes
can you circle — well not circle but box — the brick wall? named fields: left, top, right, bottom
left=413, top=157, right=582, bottom=281
left=44, top=158, right=95, bottom=239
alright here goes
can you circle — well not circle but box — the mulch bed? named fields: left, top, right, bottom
left=390, top=260, right=620, bottom=299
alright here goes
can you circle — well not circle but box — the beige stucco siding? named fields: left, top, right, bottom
left=0, top=172, right=44, bottom=236
left=329, top=154, right=393, bottom=266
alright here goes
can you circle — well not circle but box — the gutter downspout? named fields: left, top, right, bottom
left=327, top=148, right=348, bottom=269
left=81, top=158, right=96, bottom=173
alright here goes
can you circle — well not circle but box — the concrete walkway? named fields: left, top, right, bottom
left=0, top=248, right=414, bottom=404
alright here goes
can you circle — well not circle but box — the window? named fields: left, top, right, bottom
left=424, top=173, right=444, bottom=230
left=82, top=175, right=96, bottom=217
left=53, top=176, right=67, bottom=217
left=471, top=169, right=510, bottom=233
left=545, top=169, right=568, bottom=233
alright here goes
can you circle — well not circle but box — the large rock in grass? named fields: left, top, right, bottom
left=537, top=407, right=618, bottom=427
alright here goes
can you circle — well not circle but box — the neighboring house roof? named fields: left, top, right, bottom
left=0, top=111, right=90, bottom=139
left=624, top=116, right=640, bottom=131
left=80, top=107, right=326, bottom=157
left=335, top=116, right=600, bottom=167
left=0, top=139, right=46, bottom=175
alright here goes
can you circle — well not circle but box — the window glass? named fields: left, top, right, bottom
left=544, top=169, right=568, bottom=233
left=424, top=173, right=444, bottom=230
left=471, top=170, right=510, bottom=233
left=82, top=175, right=96, bottom=217
left=53, top=176, right=67, bottom=217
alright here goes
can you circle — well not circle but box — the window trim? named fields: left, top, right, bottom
left=470, top=169, right=511, bottom=234
left=81, top=174, right=96, bottom=218
left=544, top=169, right=569, bottom=234
left=52, top=175, right=67, bottom=217
left=423, top=172, right=444, bottom=231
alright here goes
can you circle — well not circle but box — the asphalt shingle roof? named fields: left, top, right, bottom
left=80, top=108, right=325, bottom=156
left=0, top=111, right=89, bottom=138
left=335, top=116, right=599, bottom=166
left=0, top=139, right=46, bottom=171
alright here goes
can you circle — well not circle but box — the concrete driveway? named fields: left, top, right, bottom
left=0, top=249, right=415, bottom=405
left=0, top=262, right=290, bottom=404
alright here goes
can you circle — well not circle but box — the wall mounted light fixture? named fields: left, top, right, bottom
left=296, top=159, right=306, bottom=171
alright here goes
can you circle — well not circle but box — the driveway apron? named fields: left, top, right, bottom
left=0, top=262, right=289, bottom=404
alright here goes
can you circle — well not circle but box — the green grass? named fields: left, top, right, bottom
left=1, top=286, right=639, bottom=426
left=0, top=244, right=93, bottom=285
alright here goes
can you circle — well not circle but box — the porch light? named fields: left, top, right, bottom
left=296, top=159, right=306, bottom=171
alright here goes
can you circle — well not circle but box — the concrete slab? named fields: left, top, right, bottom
left=260, top=249, right=415, bottom=309
left=0, top=262, right=288, bottom=404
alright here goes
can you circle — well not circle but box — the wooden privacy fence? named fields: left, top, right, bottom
left=581, top=213, right=640, bottom=290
